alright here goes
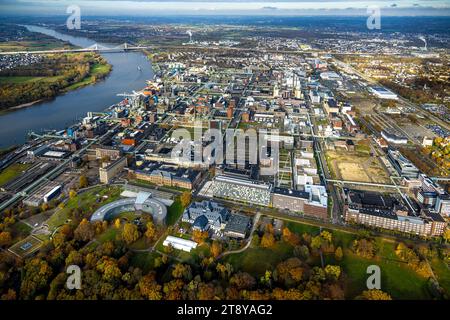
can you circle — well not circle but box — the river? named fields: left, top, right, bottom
left=0, top=25, right=153, bottom=148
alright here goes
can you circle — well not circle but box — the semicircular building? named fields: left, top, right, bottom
left=90, top=191, right=167, bottom=225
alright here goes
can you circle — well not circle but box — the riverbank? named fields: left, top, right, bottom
left=63, top=61, right=112, bottom=92
left=0, top=53, right=112, bottom=112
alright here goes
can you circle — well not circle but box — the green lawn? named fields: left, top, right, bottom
left=0, top=40, right=68, bottom=52
left=117, top=211, right=137, bottom=222
left=46, top=185, right=122, bottom=231
left=0, top=75, right=66, bottom=85
left=430, top=256, right=450, bottom=295
left=97, top=227, right=119, bottom=243
left=285, top=221, right=320, bottom=236
left=172, top=243, right=211, bottom=264
left=336, top=249, right=431, bottom=300
left=0, top=76, right=41, bottom=84
left=355, top=144, right=371, bottom=154
left=128, top=237, right=151, bottom=250
left=0, top=163, right=31, bottom=186
left=224, top=242, right=293, bottom=277
left=166, top=199, right=185, bottom=226
left=9, top=221, right=32, bottom=241
left=130, top=251, right=161, bottom=273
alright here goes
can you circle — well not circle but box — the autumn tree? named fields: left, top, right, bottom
left=180, top=191, right=192, bottom=207
left=74, top=218, right=95, bottom=242
left=96, top=257, right=122, bottom=281
left=260, top=232, right=275, bottom=248
left=324, top=265, right=341, bottom=281
left=172, top=263, right=192, bottom=281
left=265, top=223, right=274, bottom=234
left=352, top=238, right=376, bottom=259
left=443, top=228, right=450, bottom=243
left=293, top=245, right=310, bottom=260
left=114, top=218, right=121, bottom=229
left=163, top=279, right=184, bottom=300
left=1, top=289, right=16, bottom=300
left=122, top=223, right=140, bottom=245
left=230, top=272, right=256, bottom=290
left=282, top=227, right=300, bottom=246
left=0, top=231, right=12, bottom=247
left=260, top=270, right=272, bottom=287
left=192, top=230, right=208, bottom=244
left=311, top=230, right=334, bottom=253
left=40, top=202, right=49, bottom=212
left=197, top=282, right=216, bottom=300
left=20, top=258, right=53, bottom=299
left=79, top=175, right=88, bottom=188
left=139, top=273, right=162, bottom=300
left=69, top=189, right=77, bottom=199
left=210, top=240, right=222, bottom=258
left=145, top=221, right=156, bottom=241
left=216, top=263, right=234, bottom=280
left=335, top=246, right=343, bottom=261
left=357, top=289, right=392, bottom=300
left=274, top=258, right=304, bottom=287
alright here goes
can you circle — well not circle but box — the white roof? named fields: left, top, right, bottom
left=135, top=191, right=152, bottom=205
left=163, top=236, right=198, bottom=250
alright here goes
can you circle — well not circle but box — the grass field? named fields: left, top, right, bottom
left=224, top=218, right=444, bottom=299
left=97, top=227, right=119, bottom=244
left=430, top=256, right=450, bottom=295
left=224, top=242, right=293, bottom=277
left=325, top=237, right=432, bottom=300
left=9, top=221, right=33, bottom=241
left=166, top=198, right=185, bottom=226
left=0, top=75, right=64, bottom=85
left=46, top=185, right=122, bottom=231
left=170, top=243, right=211, bottom=264
left=0, top=163, right=31, bottom=186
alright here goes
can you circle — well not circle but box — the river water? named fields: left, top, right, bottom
left=0, top=25, right=153, bottom=148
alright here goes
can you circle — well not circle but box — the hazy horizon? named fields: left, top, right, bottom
left=1, top=0, right=450, bottom=16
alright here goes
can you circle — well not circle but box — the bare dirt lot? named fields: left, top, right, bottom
left=326, top=150, right=391, bottom=184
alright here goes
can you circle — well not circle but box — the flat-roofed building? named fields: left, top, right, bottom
left=272, top=186, right=328, bottom=220
left=388, top=149, right=420, bottom=178
left=344, top=189, right=446, bottom=237
left=23, top=181, right=61, bottom=207
left=223, top=214, right=251, bottom=239
left=369, top=86, right=398, bottom=100
left=95, top=146, right=122, bottom=161
left=163, top=236, right=198, bottom=252
left=99, top=156, right=127, bottom=184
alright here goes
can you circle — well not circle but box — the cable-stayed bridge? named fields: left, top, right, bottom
left=0, top=42, right=152, bottom=55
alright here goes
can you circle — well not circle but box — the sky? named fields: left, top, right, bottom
left=1, top=0, right=450, bottom=16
